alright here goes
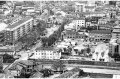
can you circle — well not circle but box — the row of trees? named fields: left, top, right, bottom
left=41, top=20, right=66, bottom=47
left=17, top=20, right=48, bottom=50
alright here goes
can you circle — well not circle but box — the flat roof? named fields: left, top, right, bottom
left=6, top=16, right=33, bottom=30
left=89, top=30, right=111, bottom=34
left=36, top=47, right=54, bottom=51
left=85, top=6, right=95, bottom=8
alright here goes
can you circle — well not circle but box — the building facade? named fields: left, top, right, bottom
left=62, top=30, right=87, bottom=40
left=85, top=6, right=95, bottom=12
left=4, top=16, right=34, bottom=45
left=75, top=1, right=87, bottom=12
left=72, top=18, right=85, bottom=31
left=30, top=47, right=61, bottom=59
left=89, top=30, right=111, bottom=42
left=109, top=25, right=120, bottom=56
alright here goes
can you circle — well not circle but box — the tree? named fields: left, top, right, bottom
left=40, top=68, right=53, bottom=77
left=78, top=69, right=88, bottom=77
left=3, top=54, right=15, bottom=63
left=41, top=37, right=48, bottom=47
left=108, top=52, right=112, bottom=58
left=52, top=60, right=66, bottom=73
left=86, top=48, right=91, bottom=54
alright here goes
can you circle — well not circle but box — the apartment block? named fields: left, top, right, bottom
left=4, top=16, right=34, bottom=45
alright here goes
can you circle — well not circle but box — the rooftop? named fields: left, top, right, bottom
left=65, top=30, right=76, bottom=35
left=30, top=71, right=43, bottom=78
left=36, top=47, right=54, bottom=51
left=8, top=64, right=22, bottom=71
left=89, top=30, right=111, bottom=34
left=18, top=60, right=34, bottom=66
left=6, top=16, right=33, bottom=30
left=85, top=6, right=95, bottom=8
left=112, top=29, right=120, bottom=33
left=0, top=23, right=7, bottom=32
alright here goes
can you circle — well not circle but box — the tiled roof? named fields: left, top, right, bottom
left=89, top=30, right=111, bottom=34
left=30, top=72, right=43, bottom=78
left=9, top=64, right=22, bottom=71
left=18, top=60, right=34, bottom=66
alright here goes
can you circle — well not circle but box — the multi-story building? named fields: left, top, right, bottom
left=30, top=47, right=61, bottom=59
left=85, top=12, right=106, bottom=17
left=75, top=1, right=87, bottom=12
left=0, top=56, right=3, bottom=72
left=98, top=24, right=112, bottom=30
left=98, top=18, right=108, bottom=25
left=109, top=23, right=120, bottom=56
left=72, top=17, right=85, bottom=31
left=85, top=6, right=95, bottom=12
left=89, top=30, right=111, bottom=42
left=4, top=16, right=34, bottom=45
left=112, top=25, right=120, bottom=39
left=62, top=30, right=87, bottom=40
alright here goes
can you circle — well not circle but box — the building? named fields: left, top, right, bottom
left=0, top=56, right=3, bottom=72
left=85, top=18, right=96, bottom=27
left=62, top=30, right=87, bottom=40
left=4, top=16, right=34, bottom=45
left=85, top=12, right=106, bottom=17
left=112, top=25, right=120, bottom=39
left=64, top=23, right=76, bottom=31
left=29, top=47, right=61, bottom=59
left=8, top=64, right=23, bottom=77
left=89, top=30, right=111, bottom=42
left=92, top=44, right=110, bottom=62
left=85, top=6, right=95, bottom=12
left=8, top=60, right=34, bottom=77
left=98, top=24, right=112, bottom=30
left=75, top=1, right=87, bottom=12
left=109, top=25, right=120, bottom=56
left=72, top=17, right=85, bottom=31
left=98, top=18, right=108, bottom=25
left=0, top=49, right=15, bottom=55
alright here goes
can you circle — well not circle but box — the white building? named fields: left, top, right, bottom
left=75, top=1, right=88, bottom=12
left=72, top=18, right=85, bottom=31
left=85, top=6, right=95, bottom=12
left=30, top=47, right=61, bottom=60
left=4, top=16, right=34, bottom=45
left=92, top=43, right=110, bottom=62
left=64, top=23, right=76, bottom=30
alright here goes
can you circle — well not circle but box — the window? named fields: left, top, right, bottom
left=115, top=45, right=119, bottom=53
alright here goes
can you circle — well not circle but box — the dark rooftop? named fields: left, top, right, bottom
left=89, top=30, right=111, bottom=34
